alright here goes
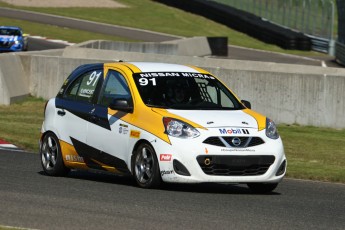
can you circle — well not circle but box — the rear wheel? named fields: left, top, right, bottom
left=133, top=143, right=161, bottom=188
left=40, top=132, right=69, bottom=176
left=247, top=183, right=278, bottom=194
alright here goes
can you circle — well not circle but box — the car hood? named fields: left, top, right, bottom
left=0, top=35, right=18, bottom=42
left=165, top=109, right=260, bottom=129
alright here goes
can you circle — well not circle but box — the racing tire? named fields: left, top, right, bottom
left=133, top=143, right=161, bottom=189
left=40, top=132, right=70, bottom=176
left=247, top=183, right=278, bottom=194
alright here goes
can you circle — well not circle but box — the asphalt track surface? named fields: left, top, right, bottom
left=0, top=7, right=342, bottom=68
left=0, top=149, right=344, bottom=230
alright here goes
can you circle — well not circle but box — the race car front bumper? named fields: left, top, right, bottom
left=154, top=131, right=286, bottom=184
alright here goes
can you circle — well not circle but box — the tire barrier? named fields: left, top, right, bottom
left=336, top=42, right=345, bottom=66
left=207, top=37, right=228, bottom=56
left=155, top=0, right=311, bottom=51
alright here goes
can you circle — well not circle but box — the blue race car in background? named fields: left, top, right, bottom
left=0, top=26, right=28, bottom=52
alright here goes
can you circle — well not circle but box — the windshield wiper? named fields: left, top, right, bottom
left=146, top=104, right=170, bottom=109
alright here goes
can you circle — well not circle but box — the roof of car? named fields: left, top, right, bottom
left=103, top=62, right=209, bottom=75
left=127, top=62, right=200, bottom=73
left=0, top=26, right=22, bottom=30
left=73, top=62, right=210, bottom=77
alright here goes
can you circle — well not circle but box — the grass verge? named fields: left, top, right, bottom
left=0, top=97, right=344, bottom=183
left=279, top=125, right=345, bottom=183
left=0, top=17, right=138, bottom=43
left=0, top=0, right=327, bottom=57
left=0, top=97, right=45, bottom=152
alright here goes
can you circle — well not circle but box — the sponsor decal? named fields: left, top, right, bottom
left=65, top=155, right=84, bottom=163
left=119, top=124, right=129, bottom=135
left=130, top=130, right=141, bottom=138
left=242, top=129, right=250, bottom=134
left=160, top=154, right=172, bottom=161
left=78, top=88, right=94, bottom=97
left=136, top=72, right=216, bottom=87
left=219, top=128, right=250, bottom=135
left=138, top=72, right=215, bottom=79
left=161, top=170, right=174, bottom=177
left=205, top=148, right=209, bottom=154
left=221, top=149, right=255, bottom=152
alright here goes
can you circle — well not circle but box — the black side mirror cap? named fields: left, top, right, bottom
left=109, top=98, right=133, bottom=113
left=241, top=100, right=251, bottom=109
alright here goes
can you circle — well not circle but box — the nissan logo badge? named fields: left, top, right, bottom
left=232, top=137, right=241, bottom=146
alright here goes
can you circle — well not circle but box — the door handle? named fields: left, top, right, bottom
left=57, top=110, right=66, bottom=116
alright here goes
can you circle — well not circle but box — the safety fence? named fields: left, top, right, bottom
left=210, top=0, right=335, bottom=54
left=336, top=0, right=345, bottom=65
left=156, top=0, right=312, bottom=50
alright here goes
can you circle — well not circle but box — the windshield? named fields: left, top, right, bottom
left=133, top=72, right=244, bottom=110
left=0, top=29, right=21, bottom=36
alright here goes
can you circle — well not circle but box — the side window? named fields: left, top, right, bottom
left=64, top=70, right=102, bottom=103
left=64, top=77, right=81, bottom=100
left=99, top=70, right=131, bottom=107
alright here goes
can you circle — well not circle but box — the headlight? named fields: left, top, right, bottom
left=9, top=41, right=19, bottom=47
left=163, top=117, right=200, bottom=139
left=266, top=118, right=279, bottom=139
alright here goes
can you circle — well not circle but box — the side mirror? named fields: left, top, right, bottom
left=241, top=100, right=251, bottom=109
left=109, top=98, right=133, bottom=113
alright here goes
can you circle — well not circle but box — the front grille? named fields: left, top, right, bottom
left=203, top=136, right=264, bottom=148
left=197, top=155, right=275, bottom=176
left=0, top=41, right=11, bottom=48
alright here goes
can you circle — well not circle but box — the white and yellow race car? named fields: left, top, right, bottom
left=40, top=62, right=286, bottom=193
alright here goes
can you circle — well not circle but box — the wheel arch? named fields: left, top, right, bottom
left=40, top=130, right=70, bottom=176
left=40, top=129, right=61, bottom=145
left=130, top=139, right=159, bottom=174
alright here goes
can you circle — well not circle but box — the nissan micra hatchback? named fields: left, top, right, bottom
left=40, top=62, right=286, bottom=193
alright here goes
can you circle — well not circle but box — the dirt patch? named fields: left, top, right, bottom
left=0, top=0, right=127, bottom=8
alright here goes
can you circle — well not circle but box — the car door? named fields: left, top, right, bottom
left=55, top=67, right=103, bottom=151
left=85, top=69, right=133, bottom=172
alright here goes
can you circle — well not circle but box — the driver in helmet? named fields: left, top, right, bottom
left=165, top=81, right=189, bottom=105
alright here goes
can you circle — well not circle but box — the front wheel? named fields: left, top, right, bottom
left=247, top=183, right=278, bottom=194
left=40, top=132, right=69, bottom=176
left=133, top=143, right=161, bottom=189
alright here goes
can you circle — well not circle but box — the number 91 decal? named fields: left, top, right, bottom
left=87, top=71, right=102, bottom=86
left=139, top=78, right=156, bottom=86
